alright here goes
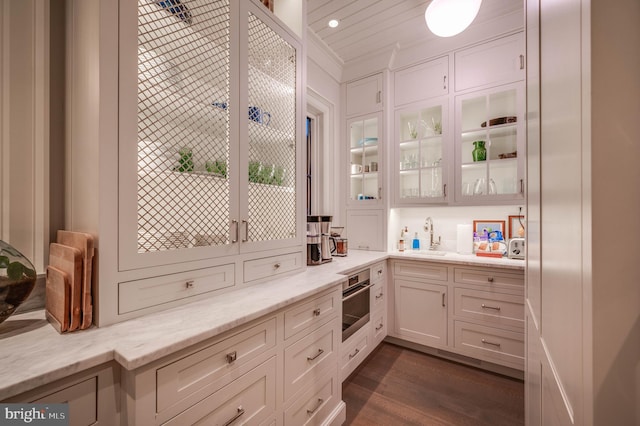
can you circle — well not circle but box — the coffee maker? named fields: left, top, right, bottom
left=307, top=216, right=333, bottom=265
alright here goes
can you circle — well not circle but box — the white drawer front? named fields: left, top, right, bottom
left=118, top=264, right=235, bottom=314
left=393, top=261, right=448, bottom=282
left=370, top=262, right=386, bottom=283
left=371, top=311, right=386, bottom=346
left=33, top=377, right=97, bottom=426
left=284, top=368, right=340, bottom=426
left=340, top=329, right=370, bottom=382
left=454, top=321, right=524, bottom=369
left=370, top=281, right=385, bottom=313
left=243, top=251, right=303, bottom=283
left=163, top=357, right=276, bottom=426
left=454, top=287, right=524, bottom=329
left=284, top=290, right=340, bottom=340
left=453, top=267, right=524, bottom=293
left=284, top=319, right=338, bottom=402
left=157, top=318, right=276, bottom=416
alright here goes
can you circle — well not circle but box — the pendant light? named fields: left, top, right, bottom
left=425, top=0, right=482, bottom=37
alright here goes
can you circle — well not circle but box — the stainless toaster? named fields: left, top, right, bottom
left=508, top=238, right=525, bottom=259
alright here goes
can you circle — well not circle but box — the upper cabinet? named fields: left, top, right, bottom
left=394, top=56, right=449, bottom=107
left=345, top=73, right=383, bottom=117
left=68, top=0, right=304, bottom=325
left=347, top=113, right=383, bottom=206
left=394, top=98, right=449, bottom=205
left=455, top=83, right=525, bottom=203
left=454, top=33, right=525, bottom=93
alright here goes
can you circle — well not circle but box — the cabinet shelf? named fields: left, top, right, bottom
left=461, top=123, right=517, bottom=141
left=461, top=157, right=517, bottom=169
left=350, top=171, right=379, bottom=179
left=350, top=145, right=379, bottom=155
left=399, top=134, right=442, bottom=146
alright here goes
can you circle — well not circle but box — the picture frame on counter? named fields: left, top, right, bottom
left=508, top=215, right=525, bottom=239
left=472, top=220, right=505, bottom=236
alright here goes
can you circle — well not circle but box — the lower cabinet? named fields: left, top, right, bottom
left=390, top=259, right=525, bottom=372
left=3, top=363, right=120, bottom=426
left=121, top=287, right=345, bottom=425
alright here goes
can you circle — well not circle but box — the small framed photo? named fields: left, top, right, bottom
left=508, top=215, right=525, bottom=239
left=473, top=220, right=505, bottom=236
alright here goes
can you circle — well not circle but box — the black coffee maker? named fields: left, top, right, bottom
left=307, top=216, right=332, bottom=265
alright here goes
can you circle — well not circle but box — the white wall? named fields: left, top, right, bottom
left=389, top=205, right=522, bottom=253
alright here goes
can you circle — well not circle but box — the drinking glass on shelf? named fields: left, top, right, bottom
left=488, top=178, right=497, bottom=195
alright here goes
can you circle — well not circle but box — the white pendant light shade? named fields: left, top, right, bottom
left=425, top=0, right=482, bottom=37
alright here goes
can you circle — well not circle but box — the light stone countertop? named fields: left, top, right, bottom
left=0, top=250, right=522, bottom=400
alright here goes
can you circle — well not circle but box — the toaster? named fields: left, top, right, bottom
left=508, top=238, right=525, bottom=259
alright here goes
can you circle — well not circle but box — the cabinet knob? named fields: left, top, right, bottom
left=274, top=262, right=281, bottom=269
left=313, top=308, right=321, bottom=317
left=226, top=351, right=237, bottom=364
left=487, top=277, right=494, bottom=282
left=185, top=280, right=194, bottom=289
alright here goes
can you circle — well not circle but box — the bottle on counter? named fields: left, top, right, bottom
left=399, top=226, right=408, bottom=252
left=412, top=232, right=420, bottom=251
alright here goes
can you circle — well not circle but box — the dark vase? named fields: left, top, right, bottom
left=472, top=140, right=487, bottom=162
left=0, top=240, right=37, bottom=325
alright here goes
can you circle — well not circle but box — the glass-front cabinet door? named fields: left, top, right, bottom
left=348, top=113, right=382, bottom=206
left=455, top=83, right=525, bottom=202
left=395, top=101, right=448, bottom=204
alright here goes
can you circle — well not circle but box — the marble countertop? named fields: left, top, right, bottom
left=0, top=250, right=521, bottom=400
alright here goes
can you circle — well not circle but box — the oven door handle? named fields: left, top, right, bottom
left=342, top=282, right=371, bottom=302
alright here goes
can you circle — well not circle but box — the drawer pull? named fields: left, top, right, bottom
left=185, top=280, right=194, bottom=289
left=487, top=277, right=494, bottom=282
left=307, top=398, right=324, bottom=415
left=274, top=262, right=281, bottom=269
left=222, top=406, right=245, bottom=426
left=313, top=308, right=321, bottom=317
left=481, top=338, right=502, bottom=348
left=226, top=351, right=237, bottom=364
left=442, top=292, right=446, bottom=307
left=349, top=348, right=360, bottom=359
left=375, top=292, right=383, bottom=299
left=375, top=323, right=383, bottom=331
left=307, top=348, right=324, bottom=361
left=481, top=304, right=501, bottom=311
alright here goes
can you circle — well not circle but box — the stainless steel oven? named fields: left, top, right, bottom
left=342, top=269, right=371, bottom=342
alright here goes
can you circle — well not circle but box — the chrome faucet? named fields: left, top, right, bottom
left=424, top=217, right=441, bottom=250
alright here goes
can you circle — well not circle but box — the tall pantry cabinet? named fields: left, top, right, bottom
left=66, top=0, right=304, bottom=326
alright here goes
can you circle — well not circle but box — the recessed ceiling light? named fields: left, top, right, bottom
left=328, top=19, right=339, bottom=28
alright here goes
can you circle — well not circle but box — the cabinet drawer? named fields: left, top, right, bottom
left=163, top=357, right=276, bottom=426
left=157, top=318, right=276, bottom=417
left=370, top=261, right=386, bottom=283
left=284, top=289, right=340, bottom=340
left=454, top=321, right=524, bottom=369
left=243, top=251, right=303, bottom=283
left=32, top=377, right=97, bottom=426
left=393, top=261, right=448, bottom=282
left=454, top=287, right=524, bottom=329
left=284, top=367, right=340, bottom=426
left=454, top=267, right=524, bottom=293
left=340, top=327, right=370, bottom=382
left=284, top=319, right=338, bottom=402
left=371, top=311, right=386, bottom=346
left=118, top=264, right=235, bottom=314
left=370, top=281, right=385, bottom=312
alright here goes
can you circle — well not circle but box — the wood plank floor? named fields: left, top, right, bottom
left=342, top=343, right=524, bottom=426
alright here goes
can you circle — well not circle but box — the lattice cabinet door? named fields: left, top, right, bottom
left=119, top=0, right=240, bottom=270
left=238, top=2, right=303, bottom=252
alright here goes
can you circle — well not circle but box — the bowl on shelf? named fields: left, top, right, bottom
left=0, top=240, right=37, bottom=326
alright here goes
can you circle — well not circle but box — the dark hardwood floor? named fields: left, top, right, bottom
left=342, top=343, right=524, bottom=426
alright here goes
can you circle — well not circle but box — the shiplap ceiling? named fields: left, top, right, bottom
left=307, top=0, right=523, bottom=64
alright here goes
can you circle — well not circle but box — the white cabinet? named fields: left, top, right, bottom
left=455, top=82, right=525, bottom=203
left=3, top=363, right=119, bottom=426
left=346, top=209, right=385, bottom=251
left=394, top=278, right=448, bottom=347
left=347, top=113, right=383, bottom=206
left=394, top=98, right=450, bottom=205
left=394, top=56, right=449, bottom=107
left=346, top=73, right=383, bottom=117
left=68, top=0, right=304, bottom=325
left=454, top=33, right=525, bottom=92
left=122, top=287, right=345, bottom=426
left=390, top=260, right=525, bottom=373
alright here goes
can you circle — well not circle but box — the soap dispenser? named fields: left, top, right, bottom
left=412, top=232, right=420, bottom=251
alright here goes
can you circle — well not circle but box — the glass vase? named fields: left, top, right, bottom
left=0, top=240, right=37, bottom=325
left=472, top=140, right=487, bottom=162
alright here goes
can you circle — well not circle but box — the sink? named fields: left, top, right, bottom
left=417, top=250, right=447, bottom=256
